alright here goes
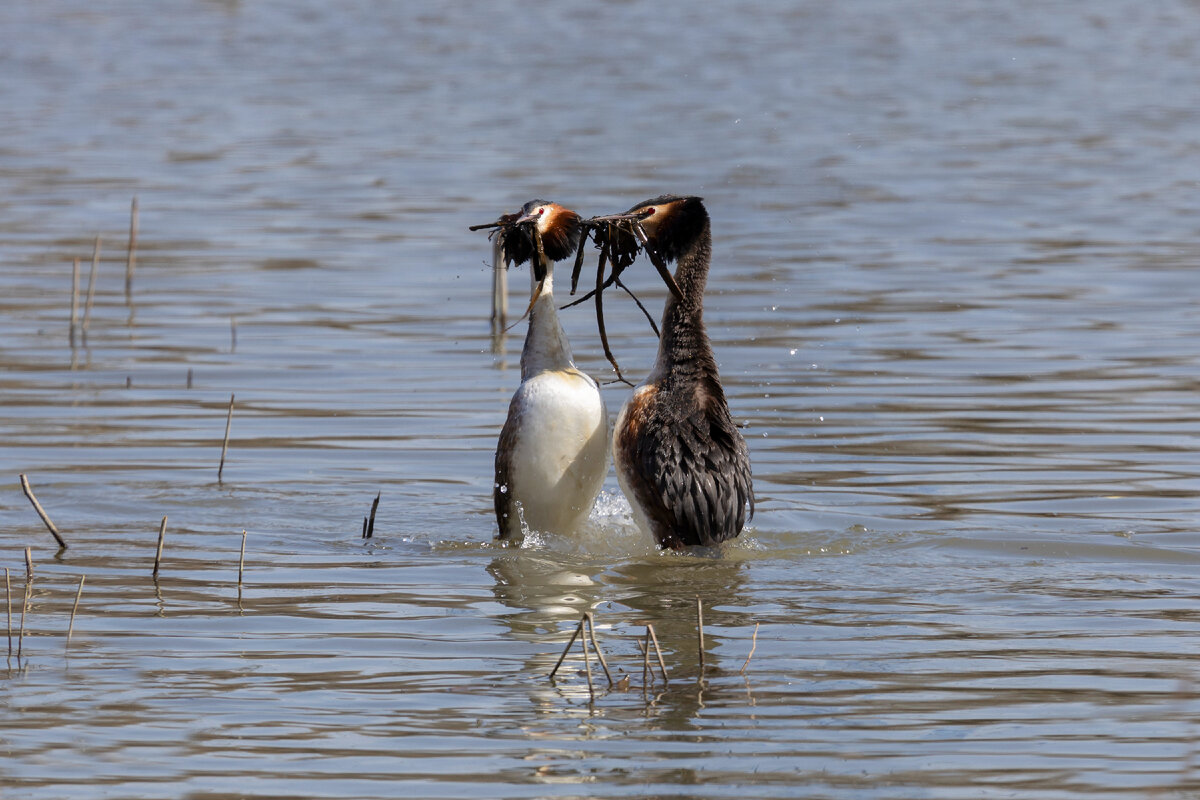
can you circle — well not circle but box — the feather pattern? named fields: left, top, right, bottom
left=613, top=196, right=753, bottom=549
left=492, top=201, right=607, bottom=541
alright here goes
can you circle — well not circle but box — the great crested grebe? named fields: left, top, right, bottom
left=490, top=200, right=608, bottom=542
left=612, top=195, right=753, bottom=549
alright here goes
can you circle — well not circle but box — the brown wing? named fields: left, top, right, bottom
left=618, top=387, right=753, bottom=549
left=493, top=407, right=522, bottom=540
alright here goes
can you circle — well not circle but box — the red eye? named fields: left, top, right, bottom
left=644, top=207, right=656, bottom=216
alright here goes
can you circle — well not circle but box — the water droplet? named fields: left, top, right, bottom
left=789, top=349, right=797, bottom=356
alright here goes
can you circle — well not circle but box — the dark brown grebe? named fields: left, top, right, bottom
left=612, top=195, right=753, bottom=549
left=489, top=200, right=608, bottom=542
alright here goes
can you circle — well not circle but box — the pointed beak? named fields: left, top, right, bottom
left=469, top=212, right=517, bottom=232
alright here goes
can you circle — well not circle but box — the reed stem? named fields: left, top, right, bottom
left=17, top=550, right=32, bottom=659
left=238, top=530, right=247, bottom=585
left=5, top=568, right=10, bottom=657
left=218, top=393, right=235, bottom=482
left=362, top=493, right=380, bottom=539
left=67, top=575, right=85, bottom=645
left=740, top=621, right=760, bottom=675
left=549, top=617, right=584, bottom=680
left=82, top=236, right=100, bottom=343
left=70, top=258, right=80, bottom=347
left=152, top=516, right=167, bottom=578
left=19, top=474, right=68, bottom=549
left=125, top=197, right=138, bottom=300
left=580, top=619, right=594, bottom=698
left=647, top=624, right=668, bottom=686
left=584, top=613, right=613, bottom=686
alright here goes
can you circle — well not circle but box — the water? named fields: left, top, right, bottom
left=3, top=1, right=1200, bottom=797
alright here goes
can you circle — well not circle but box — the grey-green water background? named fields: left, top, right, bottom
left=3, top=2, right=1200, bottom=798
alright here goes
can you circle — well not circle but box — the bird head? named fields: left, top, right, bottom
left=622, top=195, right=707, bottom=263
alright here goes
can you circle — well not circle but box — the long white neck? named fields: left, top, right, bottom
left=520, top=267, right=575, bottom=379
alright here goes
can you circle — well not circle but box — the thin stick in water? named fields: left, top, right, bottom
left=740, top=622, right=760, bottom=675
left=17, top=550, right=32, bottom=659
left=17, top=581, right=29, bottom=659
left=125, top=196, right=138, bottom=300
left=238, top=530, right=247, bottom=585
left=696, top=596, right=706, bottom=678
left=580, top=617, right=595, bottom=698
left=5, top=568, right=10, bottom=657
left=641, top=629, right=650, bottom=688
left=647, top=624, right=668, bottom=686
left=549, top=617, right=585, bottom=680
left=70, top=258, right=81, bottom=347
left=19, top=474, right=68, bottom=549
left=82, top=235, right=100, bottom=343
left=362, top=493, right=380, bottom=539
left=584, top=613, right=613, bottom=686
left=152, top=516, right=167, bottom=578
left=67, top=575, right=85, bottom=645
left=218, top=393, right=235, bottom=482
left=491, top=237, right=508, bottom=334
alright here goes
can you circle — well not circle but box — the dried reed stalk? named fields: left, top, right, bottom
left=19, top=474, right=68, bottom=549
left=152, top=516, right=167, bottom=578
left=696, top=596, right=705, bottom=678
left=549, top=616, right=585, bottom=680
left=67, top=575, right=85, bottom=644
left=579, top=621, right=595, bottom=698
left=584, top=613, right=613, bottom=686
left=740, top=622, right=760, bottom=675
left=70, top=258, right=80, bottom=346
left=218, top=393, right=234, bottom=482
left=17, top=550, right=32, bottom=659
left=5, top=568, right=10, bottom=657
left=238, top=530, right=247, bottom=585
left=362, top=493, right=380, bottom=539
left=125, top=197, right=138, bottom=300
left=82, top=235, right=100, bottom=343
left=646, top=624, right=668, bottom=686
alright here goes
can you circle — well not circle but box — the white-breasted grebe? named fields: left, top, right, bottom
left=487, top=200, right=609, bottom=542
left=611, top=195, right=753, bottom=549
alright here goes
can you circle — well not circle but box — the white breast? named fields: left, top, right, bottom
left=500, top=367, right=608, bottom=538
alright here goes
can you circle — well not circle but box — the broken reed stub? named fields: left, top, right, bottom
left=152, top=516, right=167, bottom=578
left=19, top=474, right=67, bottom=549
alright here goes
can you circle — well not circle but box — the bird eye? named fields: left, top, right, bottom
left=644, top=207, right=656, bottom=216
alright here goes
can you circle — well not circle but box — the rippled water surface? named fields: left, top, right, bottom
left=3, top=2, right=1200, bottom=798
